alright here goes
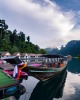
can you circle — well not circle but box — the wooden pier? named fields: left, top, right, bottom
left=0, top=69, right=19, bottom=99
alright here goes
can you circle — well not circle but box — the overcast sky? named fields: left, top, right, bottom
left=0, top=0, right=80, bottom=48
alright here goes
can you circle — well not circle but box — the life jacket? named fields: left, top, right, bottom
left=60, top=63, right=64, bottom=67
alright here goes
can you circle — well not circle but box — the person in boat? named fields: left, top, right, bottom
left=46, top=62, right=55, bottom=68
left=59, top=58, right=64, bottom=68
left=52, top=62, right=55, bottom=67
left=45, top=64, right=48, bottom=68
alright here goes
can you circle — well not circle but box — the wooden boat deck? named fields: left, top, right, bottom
left=0, top=63, right=14, bottom=70
left=0, top=69, right=18, bottom=88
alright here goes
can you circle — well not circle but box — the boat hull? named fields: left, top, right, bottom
left=26, top=64, right=67, bottom=81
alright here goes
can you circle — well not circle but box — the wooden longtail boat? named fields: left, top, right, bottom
left=26, top=55, right=68, bottom=81
left=0, top=56, right=27, bottom=80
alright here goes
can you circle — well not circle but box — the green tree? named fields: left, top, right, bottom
left=39, top=49, right=47, bottom=54
left=0, top=19, right=8, bottom=39
left=18, top=31, right=25, bottom=42
left=10, top=29, right=18, bottom=47
left=0, top=19, right=46, bottom=54
left=27, top=36, right=30, bottom=42
left=11, top=45, right=19, bottom=53
left=1, top=38, right=9, bottom=51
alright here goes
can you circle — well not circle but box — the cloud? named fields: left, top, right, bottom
left=63, top=72, right=80, bottom=99
left=0, top=0, right=79, bottom=48
left=54, top=71, right=80, bottom=100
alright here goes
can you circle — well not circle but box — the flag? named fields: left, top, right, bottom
left=18, top=62, right=26, bottom=69
left=13, top=65, right=18, bottom=79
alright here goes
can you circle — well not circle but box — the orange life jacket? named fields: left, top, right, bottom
left=60, top=63, right=64, bottom=67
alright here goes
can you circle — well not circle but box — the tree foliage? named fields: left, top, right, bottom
left=0, top=19, right=46, bottom=54
left=0, top=19, right=8, bottom=39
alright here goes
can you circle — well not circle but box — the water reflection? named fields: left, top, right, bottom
left=20, top=70, right=80, bottom=100
left=67, top=59, right=80, bottom=73
left=29, top=69, right=67, bottom=100
left=1, top=84, right=26, bottom=100
left=54, top=71, right=80, bottom=100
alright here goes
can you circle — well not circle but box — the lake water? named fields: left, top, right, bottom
left=3, top=59, right=80, bottom=100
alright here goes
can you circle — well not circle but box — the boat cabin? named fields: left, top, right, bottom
left=0, top=52, right=11, bottom=58
left=39, top=54, right=67, bottom=68
left=1, top=56, right=22, bottom=67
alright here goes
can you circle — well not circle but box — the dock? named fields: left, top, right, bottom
left=0, top=69, right=19, bottom=99
left=0, top=70, right=19, bottom=88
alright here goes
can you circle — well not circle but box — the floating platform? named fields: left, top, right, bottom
left=0, top=69, right=20, bottom=99
left=2, top=85, right=26, bottom=100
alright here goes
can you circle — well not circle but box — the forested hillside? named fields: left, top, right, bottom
left=46, top=40, right=80, bottom=56
left=0, top=19, right=46, bottom=54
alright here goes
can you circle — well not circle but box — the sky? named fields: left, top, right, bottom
left=0, top=0, right=80, bottom=49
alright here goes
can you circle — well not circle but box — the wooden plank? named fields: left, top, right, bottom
left=0, top=70, right=18, bottom=88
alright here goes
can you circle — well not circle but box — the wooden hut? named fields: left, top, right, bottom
left=21, top=53, right=28, bottom=62
left=12, top=52, right=21, bottom=58
left=1, top=52, right=11, bottom=58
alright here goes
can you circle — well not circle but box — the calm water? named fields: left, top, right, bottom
left=3, top=59, right=80, bottom=100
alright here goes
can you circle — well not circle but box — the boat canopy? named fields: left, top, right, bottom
left=1, top=56, right=22, bottom=64
left=40, top=54, right=64, bottom=58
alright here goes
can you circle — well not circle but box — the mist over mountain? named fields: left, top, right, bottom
left=45, top=40, right=80, bottom=56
